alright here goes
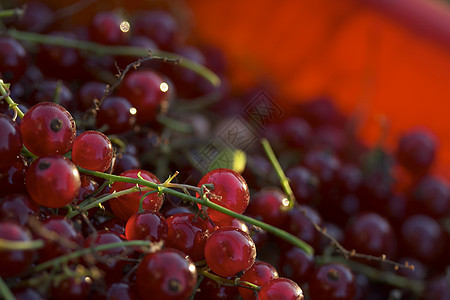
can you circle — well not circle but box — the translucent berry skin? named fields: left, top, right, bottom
left=0, top=193, right=39, bottom=225
left=246, top=188, right=289, bottom=227
left=20, top=102, right=76, bottom=157
left=71, top=130, right=113, bottom=172
left=308, top=263, right=356, bottom=300
left=204, top=226, right=256, bottom=277
left=0, top=37, right=28, bottom=83
left=239, top=261, right=279, bottom=300
left=165, top=213, right=215, bottom=261
left=136, top=248, right=197, bottom=300
left=278, top=247, right=314, bottom=285
left=96, top=96, right=136, bottom=134
left=125, top=211, right=168, bottom=244
left=0, top=221, right=34, bottom=277
left=109, top=169, right=164, bottom=221
left=258, top=278, right=304, bottom=300
left=0, top=113, right=23, bottom=170
left=89, top=11, right=127, bottom=45
left=26, top=155, right=81, bottom=208
left=0, top=155, right=27, bottom=197
left=118, top=70, right=168, bottom=125
left=197, top=168, right=250, bottom=224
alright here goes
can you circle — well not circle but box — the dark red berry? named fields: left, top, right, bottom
left=258, top=277, right=304, bottom=300
left=136, top=248, right=197, bottom=300
left=397, top=127, right=437, bottom=173
left=96, top=96, right=136, bottom=134
left=125, top=211, right=168, bottom=245
left=89, top=11, right=128, bottom=45
left=278, top=247, right=314, bottom=285
left=21, top=102, right=76, bottom=157
left=246, top=188, right=289, bottom=227
left=0, top=113, right=23, bottom=170
left=239, top=261, right=279, bottom=300
left=0, top=37, right=28, bottom=83
left=71, top=130, right=113, bottom=172
left=0, top=193, right=39, bottom=225
left=26, top=155, right=81, bottom=208
left=50, top=276, right=92, bottom=300
left=204, top=226, right=256, bottom=277
left=133, top=10, right=178, bottom=50
left=77, top=81, right=107, bottom=111
left=308, top=263, right=356, bottom=300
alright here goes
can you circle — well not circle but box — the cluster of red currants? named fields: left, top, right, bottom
left=0, top=1, right=449, bottom=300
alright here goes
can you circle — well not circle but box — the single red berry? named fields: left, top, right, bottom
left=77, top=81, right=107, bottom=111
left=0, top=193, right=39, bottom=225
left=125, top=211, right=168, bottom=245
left=204, top=226, right=256, bottom=277
left=118, top=70, right=168, bottom=125
left=109, top=169, right=164, bottom=221
left=30, top=80, right=75, bottom=110
left=283, top=206, right=323, bottom=251
left=96, top=96, right=136, bottom=134
left=0, top=37, right=28, bottom=83
left=308, top=263, right=356, bottom=300
left=246, top=188, right=289, bottom=227
left=71, top=130, right=113, bottom=172
left=195, top=276, right=240, bottom=300
left=26, top=155, right=81, bottom=208
left=397, top=127, right=437, bottom=173
left=136, top=248, right=197, bottom=300
left=0, top=113, right=23, bottom=170
left=196, top=168, right=250, bottom=224
left=133, top=10, right=178, bottom=50
left=89, top=11, right=127, bottom=45
left=278, top=247, right=314, bottom=285
left=0, top=221, right=34, bottom=277
left=21, top=102, right=76, bottom=157
left=239, top=261, right=279, bottom=300
left=258, top=277, right=304, bottom=300
left=165, top=213, right=215, bottom=261
left=0, top=155, right=27, bottom=197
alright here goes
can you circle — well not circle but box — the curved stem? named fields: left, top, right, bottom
left=7, top=29, right=221, bottom=87
left=0, top=79, right=24, bottom=119
left=34, top=240, right=151, bottom=272
left=77, top=167, right=314, bottom=255
left=0, top=276, right=14, bottom=300
left=0, top=8, right=24, bottom=19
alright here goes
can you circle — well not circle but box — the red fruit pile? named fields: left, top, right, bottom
left=0, top=1, right=449, bottom=300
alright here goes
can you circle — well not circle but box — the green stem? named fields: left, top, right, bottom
left=77, top=167, right=314, bottom=255
left=7, top=29, right=221, bottom=87
left=0, top=8, right=24, bottom=18
left=317, top=255, right=425, bottom=295
left=199, top=268, right=260, bottom=290
left=261, top=138, right=296, bottom=209
left=0, top=276, right=14, bottom=300
left=0, top=238, right=44, bottom=250
left=34, top=240, right=151, bottom=272
left=0, top=79, right=24, bottom=119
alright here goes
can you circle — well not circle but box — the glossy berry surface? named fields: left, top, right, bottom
left=125, top=211, right=168, bottom=244
left=0, top=156, right=27, bottom=197
left=0, top=37, right=28, bottom=83
left=308, top=263, right=356, bottom=300
left=204, top=226, right=256, bottom=277
left=20, top=102, right=76, bottom=157
left=246, top=188, right=289, bottom=227
left=0, top=113, right=23, bottom=170
left=26, top=155, right=81, bottom=208
left=109, top=169, right=164, bottom=220
left=118, top=70, right=168, bottom=124
left=197, top=168, right=250, bottom=224
left=278, top=247, right=314, bottom=285
left=238, top=261, right=279, bottom=300
left=71, top=130, right=113, bottom=172
left=165, top=213, right=215, bottom=261
left=0, top=221, right=34, bottom=277
left=89, top=11, right=127, bottom=45
left=133, top=10, right=178, bottom=49
left=258, top=277, right=304, bottom=300
left=136, top=248, right=197, bottom=300
left=96, top=96, right=136, bottom=134
left=0, top=193, right=39, bottom=225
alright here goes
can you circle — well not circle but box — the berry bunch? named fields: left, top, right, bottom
left=0, top=2, right=449, bottom=300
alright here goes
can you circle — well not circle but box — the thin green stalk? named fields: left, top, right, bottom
left=261, top=138, right=295, bottom=209
left=34, top=240, right=151, bottom=272
left=0, top=79, right=24, bottom=119
left=0, top=8, right=24, bottom=18
left=0, top=238, right=44, bottom=250
left=199, top=268, right=260, bottom=290
left=7, top=29, right=220, bottom=87
left=77, top=167, right=314, bottom=255
left=0, top=276, right=14, bottom=300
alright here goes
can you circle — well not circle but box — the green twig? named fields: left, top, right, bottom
left=0, top=79, right=24, bottom=119
left=0, top=8, right=24, bottom=19
left=0, top=276, right=14, bottom=300
left=261, top=138, right=296, bottom=209
left=7, top=29, right=221, bottom=87
left=77, top=167, right=314, bottom=255
left=0, top=238, right=44, bottom=250
left=34, top=240, right=151, bottom=272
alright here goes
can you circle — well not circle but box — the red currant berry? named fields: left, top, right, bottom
left=239, top=261, right=279, bottom=300
left=21, top=102, right=76, bottom=157
left=96, top=96, right=136, bottom=134
left=118, top=70, right=168, bottom=125
left=0, top=113, right=23, bottom=170
left=30, top=80, right=75, bottom=110
left=136, top=248, right=197, bottom=300
left=125, top=211, right=168, bottom=244
left=26, top=155, right=81, bottom=208
left=77, top=81, right=107, bottom=111
left=109, top=169, right=164, bottom=221
left=165, top=213, right=215, bottom=261
left=196, top=168, right=250, bottom=224
left=258, top=277, right=304, bottom=300
left=278, top=247, right=314, bottom=285
left=0, top=156, right=27, bottom=197
left=0, top=37, right=28, bottom=83
left=195, top=276, right=240, bottom=300
left=71, top=130, right=113, bottom=172
left=89, top=11, right=127, bottom=45
left=204, top=226, right=256, bottom=277
left=133, top=10, right=178, bottom=50
left=0, top=193, right=39, bottom=225
left=246, top=188, right=289, bottom=227
left=50, top=276, right=92, bottom=300
left=308, top=263, right=356, bottom=300
left=0, top=221, right=34, bottom=277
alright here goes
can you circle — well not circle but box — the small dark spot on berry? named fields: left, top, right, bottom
left=168, top=278, right=183, bottom=293
left=327, top=268, right=340, bottom=281
left=38, top=161, right=51, bottom=170
left=50, top=118, right=63, bottom=132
